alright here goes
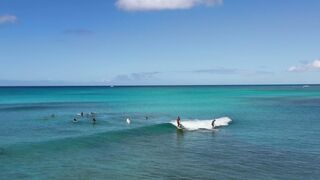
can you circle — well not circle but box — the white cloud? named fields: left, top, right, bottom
left=0, top=15, right=17, bottom=24
left=116, top=0, right=223, bottom=11
left=288, top=59, right=320, bottom=72
left=311, top=59, right=320, bottom=68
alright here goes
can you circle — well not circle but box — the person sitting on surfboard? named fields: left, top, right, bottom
left=177, top=116, right=182, bottom=128
left=211, top=119, right=216, bottom=128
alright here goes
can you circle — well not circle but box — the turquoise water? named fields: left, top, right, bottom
left=0, top=86, right=319, bottom=179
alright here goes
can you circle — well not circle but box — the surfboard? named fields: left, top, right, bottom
left=126, top=118, right=131, bottom=124
left=177, top=124, right=184, bottom=130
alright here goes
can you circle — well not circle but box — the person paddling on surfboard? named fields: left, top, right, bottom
left=177, top=116, right=182, bottom=128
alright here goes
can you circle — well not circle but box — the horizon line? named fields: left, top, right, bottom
left=0, top=83, right=318, bottom=88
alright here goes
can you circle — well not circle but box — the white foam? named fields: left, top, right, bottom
left=170, top=117, right=232, bottom=130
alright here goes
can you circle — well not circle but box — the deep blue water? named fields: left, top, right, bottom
left=0, top=86, right=319, bottom=179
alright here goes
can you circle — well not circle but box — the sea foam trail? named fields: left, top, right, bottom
left=170, top=117, right=232, bottom=130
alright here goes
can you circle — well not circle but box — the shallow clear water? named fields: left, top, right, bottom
left=0, top=86, right=319, bottom=179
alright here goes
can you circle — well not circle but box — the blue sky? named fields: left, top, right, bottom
left=0, top=0, right=320, bottom=85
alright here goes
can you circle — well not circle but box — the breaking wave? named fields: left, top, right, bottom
left=170, top=117, right=232, bottom=130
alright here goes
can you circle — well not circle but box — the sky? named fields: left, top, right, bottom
left=0, top=0, right=320, bottom=86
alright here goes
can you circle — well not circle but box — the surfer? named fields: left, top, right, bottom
left=211, top=119, right=216, bottom=128
left=177, top=116, right=181, bottom=128
left=92, top=118, right=96, bottom=124
left=73, top=118, right=78, bottom=123
left=81, top=112, right=84, bottom=117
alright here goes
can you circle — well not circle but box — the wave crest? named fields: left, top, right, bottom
left=170, top=117, right=232, bottom=130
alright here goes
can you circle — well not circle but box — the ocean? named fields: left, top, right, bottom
left=0, top=85, right=319, bottom=179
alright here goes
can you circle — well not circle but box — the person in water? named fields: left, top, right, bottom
left=92, top=118, right=96, bottom=124
left=177, top=116, right=181, bottom=127
left=211, top=119, right=216, bottom=128
left=73, top=118, right=78, bottom=123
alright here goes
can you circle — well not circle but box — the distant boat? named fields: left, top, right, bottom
left=302, top=85, right=310, bottom=88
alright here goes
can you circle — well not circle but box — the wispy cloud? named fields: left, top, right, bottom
left=116, top=0, right=223, bottom=11
left=0, top=15, right=17, bottom=25
left=288, top=59, right=320, bottom=72
left=191, top=68, right=272, bottom=75
left=131, top=71, right=161, bottom=80
left=107, top=71, right=161, bottom=85
left=193, top=68, right=238, bottom=74
left=63, top=29, right=94, bottom=35
left=108, top=71, right=161, bottom=85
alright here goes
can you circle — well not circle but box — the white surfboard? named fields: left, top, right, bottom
left=177, top=124, right=184, bottom=130
left=126, top=118, right=131, bottom=124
